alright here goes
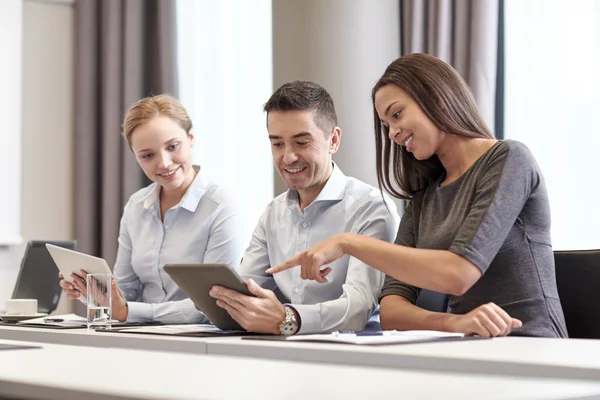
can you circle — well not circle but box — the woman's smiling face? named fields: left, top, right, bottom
left=375, top=84, right=444, bottom=160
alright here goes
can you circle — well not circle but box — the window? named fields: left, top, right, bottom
left=176, top=0, right=274, bottom=245
left=504, top=0, right=600, bottom=250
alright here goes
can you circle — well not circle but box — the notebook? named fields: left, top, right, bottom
left=112, top=324, right=253, bottom=337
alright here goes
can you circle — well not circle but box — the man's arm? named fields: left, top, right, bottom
left=237, top=206, right=277, bottom=291
left=292, top=196, right=400, bottom=334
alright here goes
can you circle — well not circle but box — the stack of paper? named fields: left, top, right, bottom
left=285, top=330, right=465, bottom=345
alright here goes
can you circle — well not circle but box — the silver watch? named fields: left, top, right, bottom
left=279, top=306, right=299, bottom=336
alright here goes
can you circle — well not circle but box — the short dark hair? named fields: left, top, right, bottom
left=264, top=80, right=338, bottom=134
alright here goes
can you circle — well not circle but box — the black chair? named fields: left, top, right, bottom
left=554, top=249, right=600, bottom=339
left=416, top=289, right=449, bottom=313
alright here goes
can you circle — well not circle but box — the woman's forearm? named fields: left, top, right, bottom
left=380, top=295, right=457, bottom=331
left=341, top=233, right=481, bottom=295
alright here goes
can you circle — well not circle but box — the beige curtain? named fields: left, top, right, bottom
left=74, top=0, right=179, bottom=265
left=401, top=0, right=501, bottom=134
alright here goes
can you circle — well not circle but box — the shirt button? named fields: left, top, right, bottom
left=294, top=287, right=300, bottom=294
left=302, top=222, right=308, bottom=228
left=165, top=225, right=169, bottom=229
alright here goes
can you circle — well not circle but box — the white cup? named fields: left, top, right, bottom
left=5, top=299, right=38, bottom=315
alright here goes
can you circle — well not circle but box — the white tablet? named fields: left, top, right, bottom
left=46, top=244, right=112, bottom=282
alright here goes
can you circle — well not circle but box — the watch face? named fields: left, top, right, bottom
left=280, top=307, right=299, bottom=336
left=281, top=321, right=297, bottom=336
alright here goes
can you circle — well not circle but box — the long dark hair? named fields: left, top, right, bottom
left=373, top=53, right=494, bottom=200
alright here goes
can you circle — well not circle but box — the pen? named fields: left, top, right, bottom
left=332, top=330, right=400, bottom=336
left=332, top=331, right=384, bottom=336
left=43, top=318, right=64, bottom=323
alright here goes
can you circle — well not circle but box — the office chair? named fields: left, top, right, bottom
left=554, top=249, right=600, bottom=339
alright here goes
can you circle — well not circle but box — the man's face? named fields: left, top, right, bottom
left=267, top=110, right=340, bottom=195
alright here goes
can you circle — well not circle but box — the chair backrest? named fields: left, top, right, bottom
left=554, top=249, right=600, bottom=339
left=416, top=289, right=449, bottom=313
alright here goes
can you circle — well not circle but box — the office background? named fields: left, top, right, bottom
left=0, top=0, right=598, bottom=314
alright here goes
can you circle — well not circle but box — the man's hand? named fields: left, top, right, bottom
left=448, top=302, right=522, bottom=337
left=210, top=279, right=286, bottom=334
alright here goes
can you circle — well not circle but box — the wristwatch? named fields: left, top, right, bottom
left=279, top=306, right=300, bottom=336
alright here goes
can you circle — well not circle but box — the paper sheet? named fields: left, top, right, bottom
left=16, top=313, right=88, bottom=327
left=285, top=330, right=465, bottom=345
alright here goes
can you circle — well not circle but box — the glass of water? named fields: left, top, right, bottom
left=86, top=273, right=112, bottom=330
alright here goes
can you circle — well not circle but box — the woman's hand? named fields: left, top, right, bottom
left=58, top=271, right=86, bottom=300
left=266, top=233, right=352, bottom=283
left=448, top=302, right=522, bottom=337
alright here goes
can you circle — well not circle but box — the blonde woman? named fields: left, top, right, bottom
left=60, top=94, right=245, bottom=323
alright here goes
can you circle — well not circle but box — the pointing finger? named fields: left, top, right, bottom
left=266, top=254, right=302, bottom=274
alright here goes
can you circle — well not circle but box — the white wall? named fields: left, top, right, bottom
left=272, top=0, right=401, bottom=203
left=21, top=0, right=74, bottom=243
left=0, top=0, right=75, bottom=313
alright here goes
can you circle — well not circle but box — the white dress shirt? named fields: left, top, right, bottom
left=114, top=166, right=245, bottom=323
left=238, top=163, right=400, bottom=334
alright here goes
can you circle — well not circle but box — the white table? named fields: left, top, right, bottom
left=206, top=336, right=600, bottom=381
left=0, top=325, right=208, bottom=354
left=5, top=325, right=600, bottom=382
left=1, top=339, right=600, bottom=400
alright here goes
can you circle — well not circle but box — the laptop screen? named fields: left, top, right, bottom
left=12, top=240, right=77, bottom=314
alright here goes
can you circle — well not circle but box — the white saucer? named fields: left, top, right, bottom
left=0, top=313, right=47, bottom=323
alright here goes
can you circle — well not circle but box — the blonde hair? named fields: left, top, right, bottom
left=122, top=94, right=193, bottom=147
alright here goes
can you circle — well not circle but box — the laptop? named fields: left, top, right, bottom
left=11, top=240, right=77, bottom=314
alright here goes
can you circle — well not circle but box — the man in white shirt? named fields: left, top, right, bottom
left=210, top=81, right=400, bottom=335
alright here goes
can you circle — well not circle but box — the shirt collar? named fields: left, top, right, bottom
left=139, top=165, right=207, bottom=212
left=285, top=162, right=346, bottom=208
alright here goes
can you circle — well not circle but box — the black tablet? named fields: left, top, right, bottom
left=163, top=264, right=254, bottom=330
